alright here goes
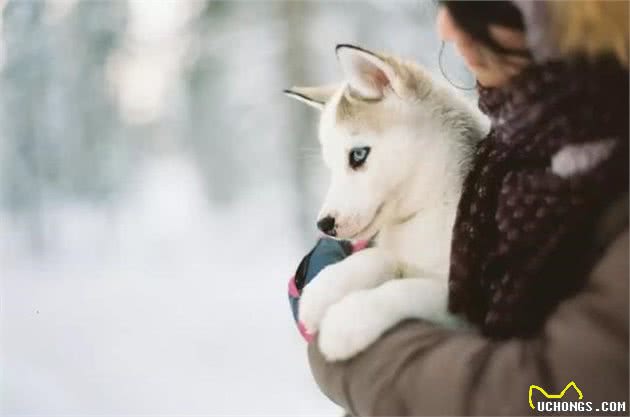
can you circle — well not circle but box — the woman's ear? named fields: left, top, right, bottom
left=283, top=85, right=338, bottom=110
left=335, top=44, right=397, bottom=100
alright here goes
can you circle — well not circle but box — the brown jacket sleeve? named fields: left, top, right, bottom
left=308, top=228, right=629, bottom=416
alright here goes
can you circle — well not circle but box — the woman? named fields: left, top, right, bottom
left=301, top=1, right=629, bottom=415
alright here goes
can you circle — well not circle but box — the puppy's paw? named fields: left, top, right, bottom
left=298, top=265, right=349, bottom=334
left=318, top=290, right=393, bottom=362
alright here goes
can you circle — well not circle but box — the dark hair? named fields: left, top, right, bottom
left=440, top=1, right=530, bottom=58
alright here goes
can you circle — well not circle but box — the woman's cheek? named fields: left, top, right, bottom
left=455, top=38, right=485, bottom=68
left=436, top=8, right=457, bottom=41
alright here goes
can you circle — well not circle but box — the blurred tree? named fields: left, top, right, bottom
left=0, top=0, right=128, bottom=250
left=58, top=1, right=130, bottom=198
left=0, top=1, right=49, bottom=249
left=281, top=0, right=316, bottom=242
left=183, top=0, right=242, bottom=206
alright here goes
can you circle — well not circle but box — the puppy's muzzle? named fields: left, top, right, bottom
left=317, top=216, right=336, bottom=236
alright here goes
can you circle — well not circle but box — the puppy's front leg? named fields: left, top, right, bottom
left=299, top=247, right=396, bottom=334
left=318, top=277, right=465, bottom=361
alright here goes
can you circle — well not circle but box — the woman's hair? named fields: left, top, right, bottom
left=440, top=0, right=629, bottom=66
left=439, top=1, right=529, bottom=57
left=549, top=1, right=628, bottom=66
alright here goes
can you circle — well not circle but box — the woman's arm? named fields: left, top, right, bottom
left=308, top=229, right=629, bottom=415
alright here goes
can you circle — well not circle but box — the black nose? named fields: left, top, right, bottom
left=317, top=216, right=336, bottom=235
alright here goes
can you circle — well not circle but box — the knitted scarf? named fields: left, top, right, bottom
left=448, top=58, right=629, bottom=338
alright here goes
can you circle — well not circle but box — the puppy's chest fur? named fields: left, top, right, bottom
left=376, top=203, right=458, bottom=279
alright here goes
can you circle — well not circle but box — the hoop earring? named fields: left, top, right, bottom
left=438, top=41, right=477, bottom=91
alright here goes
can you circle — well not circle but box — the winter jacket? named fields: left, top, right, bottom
left=308, top=195, right=628, bottom=415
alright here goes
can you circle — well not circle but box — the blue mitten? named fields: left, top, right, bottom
left=288, top=238, right=369, bottom=342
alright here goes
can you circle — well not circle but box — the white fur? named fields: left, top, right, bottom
left=286, top=45, right=487, bottom=361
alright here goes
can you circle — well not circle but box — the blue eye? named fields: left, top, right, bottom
left=349, top=146, right=371, bottom=169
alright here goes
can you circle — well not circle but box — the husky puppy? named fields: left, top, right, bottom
left=285, top=45, right=488, bottom=361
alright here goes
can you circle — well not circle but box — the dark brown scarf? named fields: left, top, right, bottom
left=448, top=58, right=629, bottom=338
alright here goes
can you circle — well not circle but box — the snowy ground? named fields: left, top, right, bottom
left=1, top=156, right=339, bottom=416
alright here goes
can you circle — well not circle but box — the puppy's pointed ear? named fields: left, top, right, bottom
left=283, top=85, right=337, bottom=111
left=336, top=44, right=396, bottom=100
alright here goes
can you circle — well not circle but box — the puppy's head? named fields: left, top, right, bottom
left=285, top=45, right=437, bottom=240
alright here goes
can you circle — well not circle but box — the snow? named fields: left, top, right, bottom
left=1, top=156, right=340, bottom=416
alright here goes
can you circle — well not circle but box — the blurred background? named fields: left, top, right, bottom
left=0, top=1, right=473, bottom=415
